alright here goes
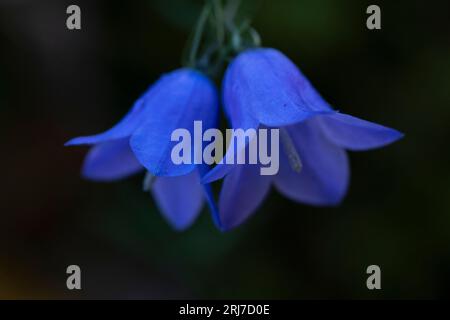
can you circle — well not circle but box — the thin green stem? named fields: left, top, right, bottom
left=183, top=0, right=260, bottom=75
left=212, top=0, right=225, bottom=47
left=188, top=3, right=211, bottom=67
left=248, top=27, right=261, bottom=47
left=224, top=0, right=241, bottom=31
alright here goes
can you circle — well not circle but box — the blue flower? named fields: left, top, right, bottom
left=66, top=68, right=220, bottom=230
left=203, top=48, right=404, bottom=230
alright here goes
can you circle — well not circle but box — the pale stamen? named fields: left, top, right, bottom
left=280, top=128, right=303, bottom=173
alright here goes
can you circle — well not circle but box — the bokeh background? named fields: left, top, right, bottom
left=0, top=0, right=449, bottom=299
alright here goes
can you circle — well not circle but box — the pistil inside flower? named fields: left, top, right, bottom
left=280, top=128, right=303, bottom=173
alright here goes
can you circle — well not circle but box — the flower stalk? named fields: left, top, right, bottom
left=184, top=0, right=261, bottom=77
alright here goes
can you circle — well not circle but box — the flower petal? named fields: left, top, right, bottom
left=65, top=94, right=148, bottom=146
left=197, top=164, right=222, bottom=230
left=151, top=169, right=204, bottom=230
left=82, top=138, right=143, bottom=181
left=319, top=113, right=404, bottom=151
left=274, top=118, right=349, bottom=206
left=130, top=68, right=219, bottom=177
left=218, top=164, right=271, bottom=230
left=223, top=48, right=332, bottom=127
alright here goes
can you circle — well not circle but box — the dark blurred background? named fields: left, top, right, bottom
left=0, top=0, right=449, bottom=299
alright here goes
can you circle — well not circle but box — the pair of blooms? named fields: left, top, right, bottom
left=66, top=48, right=403, bottom=231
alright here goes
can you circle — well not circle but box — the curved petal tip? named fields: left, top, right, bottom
left=320, top=113, right=404, bottom=151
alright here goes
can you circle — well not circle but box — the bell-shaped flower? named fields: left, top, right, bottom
left=66, top=68, right=220, bottom=230
left=204, top=48, right=403, bottom=230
